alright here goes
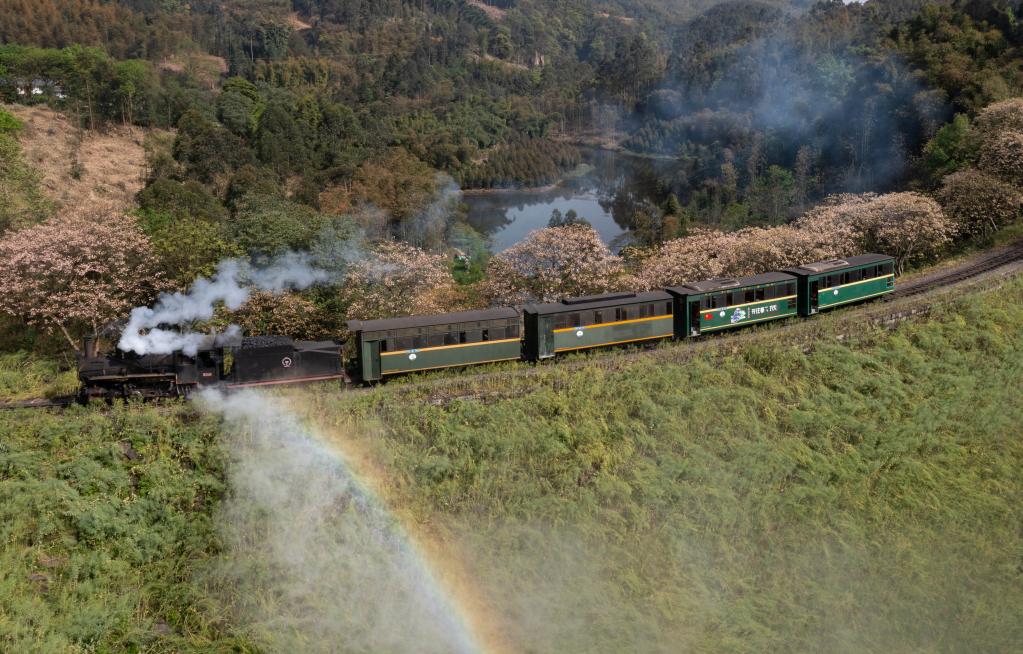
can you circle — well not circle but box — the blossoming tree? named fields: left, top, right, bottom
left=0, top=210, right=166, bottom=353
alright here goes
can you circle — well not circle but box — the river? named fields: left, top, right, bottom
left=463, top=149, right=676, bottom=252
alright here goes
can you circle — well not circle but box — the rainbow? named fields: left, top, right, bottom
left=201, top=388, right=510, bottom=654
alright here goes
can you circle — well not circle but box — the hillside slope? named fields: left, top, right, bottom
left=2, top=274, right=1021, bottom=652
left=3, top=104, right=155, bottom=211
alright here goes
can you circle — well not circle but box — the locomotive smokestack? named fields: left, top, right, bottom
left=81, top=336, right=97, bottom=358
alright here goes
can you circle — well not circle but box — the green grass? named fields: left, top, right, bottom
left=2, top=277, right=1022, bottom=653
left=297, top=275, right=1023, bottom=653
left=0, top=352, right=79, bottom=401
left=0, top=403, right=256, bottom=653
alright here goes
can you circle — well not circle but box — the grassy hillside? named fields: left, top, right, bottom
left=2, top=275, right=1022, bottom=652
left=3, top=104, right=154, bottom=212
left=295, top=277, right=1023, bottom=653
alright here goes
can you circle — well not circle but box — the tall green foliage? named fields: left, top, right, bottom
left=0, top=127, right=52, bottom=235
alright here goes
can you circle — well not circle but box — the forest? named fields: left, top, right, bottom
left=2, top=0, right=1023, bottom=352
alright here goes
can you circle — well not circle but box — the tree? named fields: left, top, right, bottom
left=978, top=130, right=1023, bottom=186
left=0, top=131, right=52, bottom=234
left=137, top=178, right=228, bottom=223
left=256, top=101, right=308, bottom=175
left=229, top=193, right=330, bottom=257
left=855, top=193, right=955, bottom=273
left=635, top=228, right=736, bottom=289
left=974, top=98, right=1023, bottom=142
left=549, top=208, right=589, bottom=228
left=484, top=224, right=626, bottom=304
left=138, top=210, right=243, bottom=287
left=172, top=109, right=252, bottom=183
left=222, top=291, right=325, bottom=340
left=937, top=169, right=1023, bottom=238
left=341, top=241, right=456, bottom=321
left=350, top=148, right=437, bottom=223
left=921, top=114, right=978, bottom=184
left=0, top=209, right=166, bottom=351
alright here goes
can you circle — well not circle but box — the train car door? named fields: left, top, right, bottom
left=537, top=315, right=555, bottom=359
left=362, top=339, right=381, bottom=381
left=688, top=299, right=702, bottom=336
left=809, top=279, right=820, bottom=314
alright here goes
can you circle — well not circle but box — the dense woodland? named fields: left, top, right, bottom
left=1, top=1, right=1021, bottom=215
left=2, top=0, right=1023, bottom=350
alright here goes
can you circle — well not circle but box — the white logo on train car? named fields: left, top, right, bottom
left=719, top=310, right=725, bottom=318
left=833, top=289, right=839, bottom=295
left=281, top=357, right=293, bottom=368
left=751, top=304, right=778, bottom=316
left=576, top=329, right=584, bottom=338
left=409, top=352, right=418, bottom=361
left=730, top=308, right=747, bottom=324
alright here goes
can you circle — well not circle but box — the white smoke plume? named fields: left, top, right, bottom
left=118, top=252, right=330, bottom=356
left=199, top=389, right=484, bottom=654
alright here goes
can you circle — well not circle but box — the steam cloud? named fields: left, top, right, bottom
left=118, top=253, right=329, bottom=356
left=200, top=389, right=484, bottom=654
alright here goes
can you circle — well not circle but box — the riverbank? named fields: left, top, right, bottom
left=461, top=163, right=594, bottom=196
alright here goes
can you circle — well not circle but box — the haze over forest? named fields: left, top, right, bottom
left=4, top=0, right=1022, bottom=253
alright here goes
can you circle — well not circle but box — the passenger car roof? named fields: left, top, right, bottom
left=523, top=290, right=673, bottom=316
left=347, top=307, right=520, bottom=333
left=782, top=253, right=892, bottom=275
left=665, top=271, right=795, bottom=295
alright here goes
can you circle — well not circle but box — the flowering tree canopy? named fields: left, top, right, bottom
left=0, top=209, right=166, bottom=350
left=342, top=241, right=455, bottom=321
left=637, top=192, right=952, bottom=287
left=978, top=130, right=1023, bottom=185
left=854, top=192, right=955, bottom=273
left=483, top=224, right=626, bottom=304
left=974, top=98, right=1023, bottom=142
left=937, top=168, right=1023, bottom=238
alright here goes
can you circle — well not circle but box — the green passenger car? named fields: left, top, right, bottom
left=666, top=272, right=799, bottom=337
left=522, top=291, right=675, bottom=361
left=782, top=253, right=895, bottom=316
left=347, top=308, right=522, bottom=381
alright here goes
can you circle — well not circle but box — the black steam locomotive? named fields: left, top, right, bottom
left=77, top=335, right=344, bottom=402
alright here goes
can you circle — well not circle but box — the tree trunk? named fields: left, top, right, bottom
left=57, top=323, right=79, bottom=352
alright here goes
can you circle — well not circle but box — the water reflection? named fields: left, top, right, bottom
left=463, top=149, right=673, bottom=252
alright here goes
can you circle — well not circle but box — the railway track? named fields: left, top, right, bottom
left=886, top=242, right=1023, bottom=300
left=0, top=396, right=76, bottom=411
left=4, top=242, right=1023, bottom=411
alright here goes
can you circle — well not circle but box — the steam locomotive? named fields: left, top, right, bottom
left=78, top=253, right=896, bottom=401
left=77, top=335, right=344, bottom=402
